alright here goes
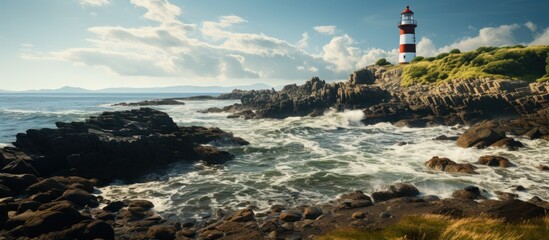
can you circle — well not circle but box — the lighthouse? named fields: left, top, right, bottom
left=398, top=6, right=417, bottom=64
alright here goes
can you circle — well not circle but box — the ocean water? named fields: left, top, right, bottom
left=1, top=93, right=548, bottom=221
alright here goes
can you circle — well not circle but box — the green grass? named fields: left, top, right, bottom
left=399, top=45, right=549, bottom=86
left=319, top=215, right=549, bottom=240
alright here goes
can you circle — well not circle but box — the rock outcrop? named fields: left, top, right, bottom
left=425, top=156, right=478, bottom=174
left=3, top=108, right=247, bottom=182
left=199, top=65, right=549, bottom=142
left=112, top=99, right=184, bottom=106
left=205, top=75, right=388, bottom=119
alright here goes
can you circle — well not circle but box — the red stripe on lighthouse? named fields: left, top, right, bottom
left=400, top=28, right=415, bottom=34
left=399, top=44, right=416, bottom=52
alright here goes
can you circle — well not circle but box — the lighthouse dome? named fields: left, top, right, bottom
left=402, top=6, right=414, bottom=14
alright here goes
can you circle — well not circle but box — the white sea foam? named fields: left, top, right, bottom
left=7, top=95, right=538, bottom=221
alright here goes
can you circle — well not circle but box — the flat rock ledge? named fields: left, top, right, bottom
left=1, top=107, right=248, bottom=182
left=113, top=99, right=185, bottom=107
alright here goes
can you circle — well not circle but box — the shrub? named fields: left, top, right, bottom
left=411, top=56, right=424, bottom=62
left=483, top=59, right=521, bottom=75
left=449, top=48, right=461, bottom=54
left=375, top=58, right=391, bottom=66
left=400, top=45, right=549, bottom=86
left=407, top=64, right=428, bottom=78
left=476, top=46, right=498, bottom=53
left=436, top=53, right=449, bottom=59
left=424, top=57, right=436, bottom=62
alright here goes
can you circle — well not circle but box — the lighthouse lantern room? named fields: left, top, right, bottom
left=398, top=6, right=417, bottom=64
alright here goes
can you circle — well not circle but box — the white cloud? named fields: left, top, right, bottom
left=416, top=37, right=438, bottom=57
left=356, top=48, right=398, bottom=68
left=130, top=0, right=181, bottom=24
left=25, top=0, right=351, bottom=82
left=314, top=25, right=337, bottom=36
left=530, top=28, right=549, bottom=45
left=412, top=24, right=523, bottom=57
left=296, top=32, right=309, bottom=50
left=440, top=24, right=520, bottom=53
left=525, top=21, right=537, bottom=32
left=321, top=34, right=360, bottom=72
left=79, top=0, right=110, bottom=7
left=30, top=1, right=544, bottom=85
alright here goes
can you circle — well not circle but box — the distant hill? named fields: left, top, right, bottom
left=395, top=45, right=549, bottom=86
left=0, top=83, right=273, bottom=93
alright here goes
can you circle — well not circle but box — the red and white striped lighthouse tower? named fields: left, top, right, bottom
left=398, top=6, right=417, bottom=64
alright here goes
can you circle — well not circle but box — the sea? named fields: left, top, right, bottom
left=1, top=93, right=548, bottom=221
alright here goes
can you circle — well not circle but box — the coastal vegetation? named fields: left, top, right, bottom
left=395, top=45, right=549, bottom=86
left=320, top=214, right=549, bottom=240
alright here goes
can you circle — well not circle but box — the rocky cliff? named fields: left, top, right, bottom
left=363, top=66, right=549, bottom=129
left=207, top=63, right=548, bottom=140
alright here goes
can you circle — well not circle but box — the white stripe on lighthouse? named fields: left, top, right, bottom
left=399, top=34, right=415, bottom=45
left=399, top=52, right=416, bottom=64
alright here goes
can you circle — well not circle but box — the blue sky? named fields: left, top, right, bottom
left=1, top=0, right=548, bottom=90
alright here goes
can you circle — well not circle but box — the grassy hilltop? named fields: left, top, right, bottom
left=384, top=45, right=549, bottom=86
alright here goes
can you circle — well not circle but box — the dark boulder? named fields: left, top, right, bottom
left=425, top=157, right=478, bottom=174
left=226, top=208, right=255, bottom=222
left=0, top=173, right=38, bottom=194
left=103, top=200, right=126, bottom=212
left=16, top=200, right=42, bottom=214
left=456, top=122, right=505, bottom=148
left=194, top=145, right=234, bottom=165
left=371, top=183, right=420, bottom=202
left=85, top=220, right=115, bottom=240
left=303, top=207, right=322, bottom=219
left=338, top=191, right=372, bottom=202
left=452, top=186, right=485, bottom=200
left=486, top=200, right=548, bottom=222
left=146, top=225, right=177, bottom=240
left=279, top=210, right=302, bottom=222
left=57, top=188, right=96, bottom=207
left=26, top=178, right=67, bottom=195
left=179, top=126, right=249, bottom=146
left=489, top=137, right=524, bottom=150
left=477, top=155, right=513, bottom=168
left=128, top=199, right=154, bottom=211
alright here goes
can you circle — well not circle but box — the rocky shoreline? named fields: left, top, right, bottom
left=0, top=107, right=547, bottom=239
left=1, top=68, right=549, bottom=239
left=199, top=66, right=549, bottom=142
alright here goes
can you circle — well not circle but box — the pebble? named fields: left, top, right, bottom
left=352, top=212, right=366, bottom=219
left=379, top=212, right=391, bottom=218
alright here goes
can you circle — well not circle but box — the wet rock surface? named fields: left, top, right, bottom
left=3, top=108, right=246, bottom=182
left=425, top=156, right=478, bottom=174
left=0, top=108, right=253, bottom=239
left=0, top=175, right=546, bottom=239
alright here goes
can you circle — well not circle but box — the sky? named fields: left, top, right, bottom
left=1, top=0, right=548, bottom=91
